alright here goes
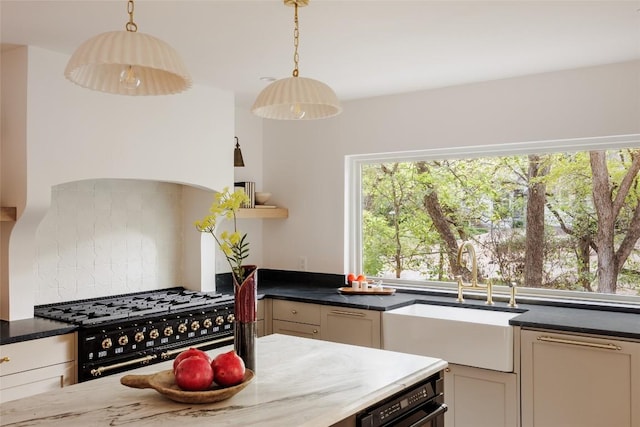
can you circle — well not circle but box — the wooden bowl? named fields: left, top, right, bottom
left=121, top=369, right=254, bottom=404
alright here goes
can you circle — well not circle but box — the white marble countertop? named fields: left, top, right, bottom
left=0, top=334, right=446, bottom=427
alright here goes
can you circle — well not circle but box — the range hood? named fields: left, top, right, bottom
left=1, top=46, right=235, bottom=321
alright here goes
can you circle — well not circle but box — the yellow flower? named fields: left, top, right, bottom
left=195, top=187, right=251, bottom=283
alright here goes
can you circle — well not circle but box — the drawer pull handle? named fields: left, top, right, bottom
left=0, top=356, right=10, bottom=364
left=291, top=310, right=297, bottom=314
left=330, top=310, right=365, bottom=317
left=313, top=329, right=318, bottom=334
left=537, top=336, right=621, bottom=351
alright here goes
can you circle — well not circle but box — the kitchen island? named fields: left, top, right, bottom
left=0, top=334, right=446, bottom=426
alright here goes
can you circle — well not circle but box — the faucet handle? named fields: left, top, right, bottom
left=455, top=275, right=465, bottom=303
left=508, top=282, right=518, bottom=308
left=485, top=278, right=494, bottom=306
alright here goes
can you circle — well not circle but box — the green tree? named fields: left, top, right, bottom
left=590, top=149, right=640, bottom=293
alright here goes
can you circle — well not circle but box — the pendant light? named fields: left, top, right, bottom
left=251, top=0, right=342, bottom=120
left=234, top=137, right=245, bottom=167
left=64, top=0, right=191, bottom=96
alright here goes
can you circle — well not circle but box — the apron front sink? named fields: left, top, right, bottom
left=382, top=303, right=520, bottom=372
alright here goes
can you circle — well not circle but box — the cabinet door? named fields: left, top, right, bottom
left=521, top=329, right=640, bottom=427
left=444, top=363, right=517, bottom=427
left=272, top=320, right=320, bottom=339
left=320, top=306, right=381, bottom=348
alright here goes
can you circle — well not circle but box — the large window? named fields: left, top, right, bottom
left=346, top=135, right=640, bottom=303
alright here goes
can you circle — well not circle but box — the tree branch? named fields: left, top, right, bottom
left=612, top=149, right=640, bottom=216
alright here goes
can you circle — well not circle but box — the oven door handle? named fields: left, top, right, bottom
left=160, top=335, right=234, bottom=360
left=90, top=354, right=158, bottom=377
left=403, top=403, right=448, bottom=427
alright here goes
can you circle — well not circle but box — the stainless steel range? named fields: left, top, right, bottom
left=34, top=288, right=234, bottom=382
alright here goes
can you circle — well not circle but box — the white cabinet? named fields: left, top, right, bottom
left=320, top=306, right=381, bottom=348
left=271, top=300, right=321, bottom=339
left=270, top=300, right=382, bottom=348
left=0, top=333, right=77, bottom=403
left=444, top=363, right=517, bottom=427
left=521, top=329, right=640, bottom=427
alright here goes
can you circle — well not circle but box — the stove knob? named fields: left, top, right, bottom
left=118, top=335, right=129, bottom=346
left=190, top=321, right=200, bottom=331
left=149, top=329, right=160, bottom=339
left=215, top=315, right=225, bottom=326
left=134, top=332, right=145, bottom=343
left=227, top=314, right=235, bottom=323
left=102, top=338, right=113, bottom=349
left=203, top=318, right=213, bottom=328
left=164, top=326, right=174, bottom=336
left=178, top=324, right=188, bottom=334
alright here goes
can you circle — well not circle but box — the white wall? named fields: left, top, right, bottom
left=259, top=60, right=640, bottom=274
left=233, top=107, right=265, bottom=270
left=1, top=46, right=235, bottom=320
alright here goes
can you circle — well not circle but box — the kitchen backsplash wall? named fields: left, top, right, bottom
left=34, top=179, right=183, bottom=304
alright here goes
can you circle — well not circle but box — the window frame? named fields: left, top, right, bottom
left=345, top=134, right=640, bottom=304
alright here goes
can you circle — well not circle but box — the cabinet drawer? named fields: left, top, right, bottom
left=0, top=362, right=75, bottom=403
left=272, top=300, right=320, bottom=325
left=0, top=333, right=76, bottom=377
left=320, top=306, right=381, bottom=348
left=273, top=320, right=320, bottom=339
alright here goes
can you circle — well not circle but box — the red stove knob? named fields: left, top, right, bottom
left=102, top=338, right=113, bottom=349
left=227, top=314, right=235, bottom=323
left=203, top=318, right=213, bottom=328
left=118, top=335, right=129, bottom=346
left=215, top=315, right=225, bottom=326
left=190, top=321, right=200, bottom=331
left=164, top=326, right=174, bottom=336
left=149, top=329, right=160, bottom=339
left=134, top=332, right=145, bottom=343
left=177, top=324, right=188, bottom=334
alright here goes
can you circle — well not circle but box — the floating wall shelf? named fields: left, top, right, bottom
left=237, top=208, right=288, bottom=219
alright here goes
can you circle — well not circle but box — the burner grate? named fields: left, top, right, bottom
left=34, top=287, right=234, bottom=326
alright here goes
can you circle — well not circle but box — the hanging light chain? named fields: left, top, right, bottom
left=292, top=2, right=300, bottom=77
left=125, top=0, right=138, bottom=32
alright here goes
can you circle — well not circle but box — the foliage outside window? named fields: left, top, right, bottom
left=355, top=142, right=640, bottom=299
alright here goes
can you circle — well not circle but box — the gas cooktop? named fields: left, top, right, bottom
left=34, top=288, right=234, bottom=326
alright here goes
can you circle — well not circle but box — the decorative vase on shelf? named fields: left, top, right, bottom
left=233, top=265, right=258, bottom=372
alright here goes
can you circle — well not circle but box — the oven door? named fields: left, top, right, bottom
left=380, top=402, right=447, bottom=427
left=355, top=371, right=447, bottom=427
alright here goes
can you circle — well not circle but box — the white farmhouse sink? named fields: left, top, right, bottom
left=383, top=304, right=519, bottom=372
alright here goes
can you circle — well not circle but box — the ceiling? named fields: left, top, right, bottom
left=2, top=1, right=639, bottom=108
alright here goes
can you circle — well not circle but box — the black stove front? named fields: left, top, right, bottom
left=35, top=288, right=235, bottom=382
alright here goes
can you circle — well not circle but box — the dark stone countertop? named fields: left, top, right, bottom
left=3, top=269, right=639, bottom=345
left=0, top=317, right=77, bottom=345
left=256, top=269, right=640, bottom=341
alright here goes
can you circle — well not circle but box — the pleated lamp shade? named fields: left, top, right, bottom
left=64, top=30, right=192, bottom=96
left=251, top=76, right=342, bottom=120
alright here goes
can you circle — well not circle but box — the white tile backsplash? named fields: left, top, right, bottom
left=34, top=179, right=183, bottom=304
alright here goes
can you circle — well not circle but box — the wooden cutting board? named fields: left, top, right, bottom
left=338, top=286, right=396, bottom=295
left=121, top=369, right=254, bottom=404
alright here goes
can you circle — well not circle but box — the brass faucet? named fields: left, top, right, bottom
left=455, top=241, right=494, bottom=305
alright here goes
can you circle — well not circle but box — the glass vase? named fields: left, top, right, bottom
left=233, top=265, right=257, bottom=372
